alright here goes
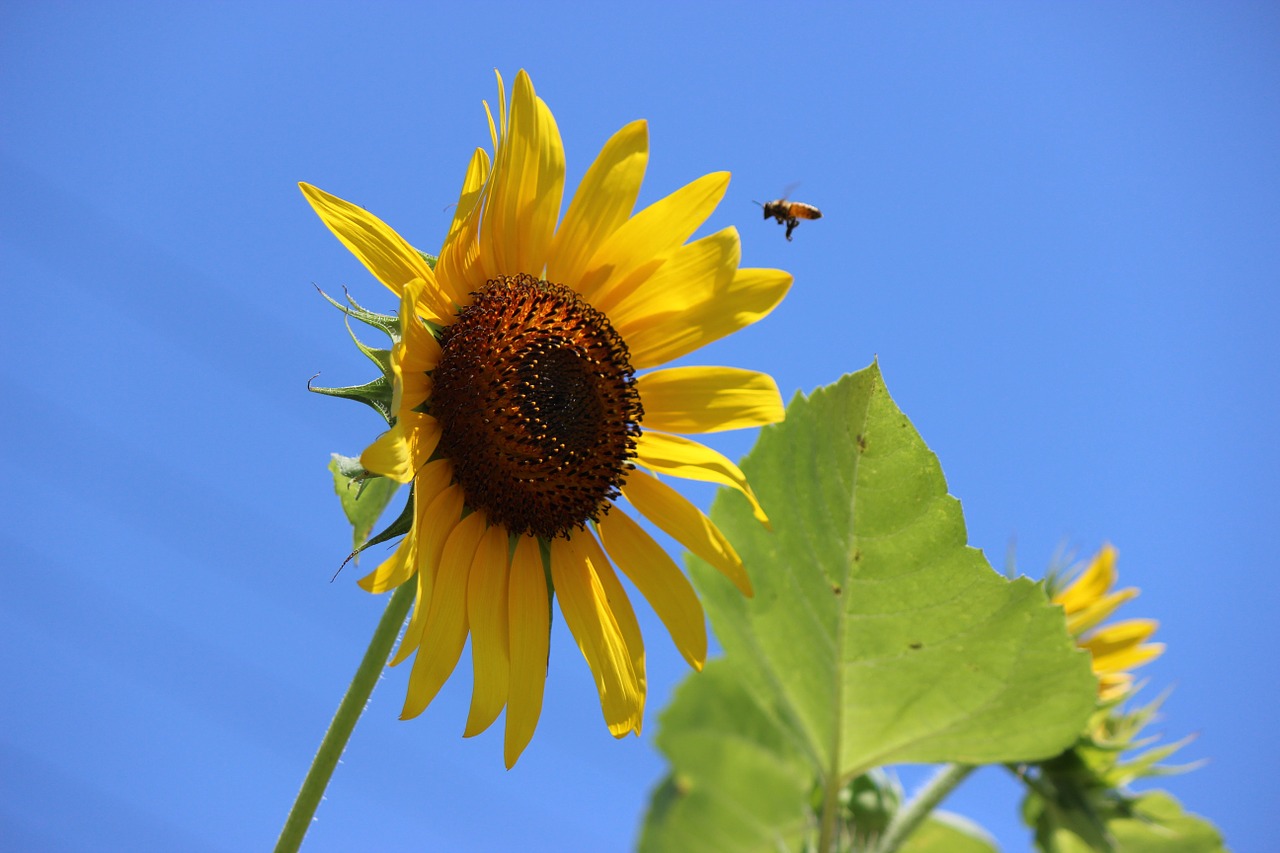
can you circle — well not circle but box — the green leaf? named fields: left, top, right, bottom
left=328, top=453, right=400, bottom=553
left=641, top=364, right=1097, bottom=851
left=698, top=363, right=1097, bottom=767
left=900, top=812, right=999, bottom=853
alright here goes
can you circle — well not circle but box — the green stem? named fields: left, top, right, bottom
left=873, top=763, right=976, bottom=853
left=274, top=580, right=415, bottom=853
left=816, top=762, right=843, bottom=853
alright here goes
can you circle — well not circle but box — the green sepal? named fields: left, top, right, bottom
left=314, top=285, right=401, bottom=344
left=1021, top=781, right=1226, bottom=852
left=1021, top=749, right=1125, bottom=852
left=417, top=250, right=438, bottom=270
left=1077, top=688, right=1202, bottom=789
left=308, top=374, right=395, bottom=424
left=342, top=316, right=393, bottom=376
left=309, top=286, right=413, bottom=423
left=1018, top=677, right=1212, bottom=853
left=1109, top=791, right=1226, bottom=852
left=350, top=482, right=415, bottom=559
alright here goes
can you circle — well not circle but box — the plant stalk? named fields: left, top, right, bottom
left=274, top=580, right=414, bottom=852
left=873, top=763, right=976, bottom=853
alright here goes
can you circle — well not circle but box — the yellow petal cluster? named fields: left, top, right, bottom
left=1053, top=544, right=1165, bottom=701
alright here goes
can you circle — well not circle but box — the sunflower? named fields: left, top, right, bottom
left=301, top=70, right=791, bottom=767
left=1051, top=544, right=1165, bottom=702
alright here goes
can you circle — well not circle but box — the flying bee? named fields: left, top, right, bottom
left=756, top=191, right=823, bottom=241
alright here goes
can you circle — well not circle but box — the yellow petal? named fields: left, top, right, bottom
left=489, top=69, right=506, bottom=151
left=359, top=412, right=440, bottom=484
left=547, top=120, right=648, bottom=288
left=1084, top=619, right=1164, bottom=674
left=386, top=478, right=460, bottom=666
left=480, top=69, right=564, bottom=278
left=464, top=524, right=512, bottom=738
left=358, top=459, right=453, bottom=594
left=599, top=226, right=737, bottom=323
left=390, top=481, right=466, bottom=666
left=504, top=535, right=550, bottom=768
left=620, top=467, right=753, bottom=598
left=573, top=530, right=646, bottom=732
left=596, top=504, right=707, bottom=668
left=633, top=430, right=769, bottom=528
left=636, top=366, right=784, bottom=434
left=549, top=536, right=643, bottom=738
left=1085, top=618, right=1158, bottom=648
left=1098, top=672, right=1135, bottom=701
left=357, top=530, right=415, bottom=596
left=390, top=279, right=440, bottom=415
left=1054, top=544, right=1119, bottom=614
left=1093, top=642, right=1166, bottom=675
left=576, top=171, right=730, bottom=306
left=398, top=281, right=442, bottom=371
left=401, top=511, right=486, bottom=720
left=359, top=422, right=414, bottom=484
left=436, top=147, right=491, bottom=303
left=445, top=147, right=491, bottom=248
left=298, top=182, right=453, bottom=322
left=393, top=352, right=435, bottom=419
left=626, top=265, right=793, bottom=370
left=394, top=554, right=434, bottom=667
left=1065, top=586, right=1138, bottom=636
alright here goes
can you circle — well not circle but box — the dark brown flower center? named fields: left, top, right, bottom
left=429, top=274, right=642, bottom=539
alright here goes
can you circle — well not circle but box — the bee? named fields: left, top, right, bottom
left=756, top=190, right=822, bottom=241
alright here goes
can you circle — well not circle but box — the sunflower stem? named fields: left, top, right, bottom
left=870, top=763, right=975, bottom=853
left=274, top=579, right=414, bottom=853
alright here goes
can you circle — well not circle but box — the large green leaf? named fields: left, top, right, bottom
left=640, top=364, right=1096, bottom=851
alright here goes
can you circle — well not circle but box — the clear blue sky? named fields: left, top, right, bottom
left=3, top=3, right=1276, bottom=850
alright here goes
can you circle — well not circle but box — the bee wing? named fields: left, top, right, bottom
left=780, top=181, right=801, bottom=202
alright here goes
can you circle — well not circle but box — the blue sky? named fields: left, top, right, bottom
left=2, top=2, right=1276, bottom=850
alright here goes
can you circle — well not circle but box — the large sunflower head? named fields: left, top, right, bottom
left=1050, top=544, right=1165, bottom=702
left=302, top=70, right=791, bottom=767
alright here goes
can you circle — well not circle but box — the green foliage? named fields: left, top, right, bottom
left=1025, top=788, right=1226, bottom=853
left=1110, top=793, right=1226, bottom=852
left=1019, top=684, right=1215, bottom=852
left=328, top=453, right=400, bottom=553
left=639, top=364, right=1098, bottom=852
left=308, top=286, right=400, bottom=423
